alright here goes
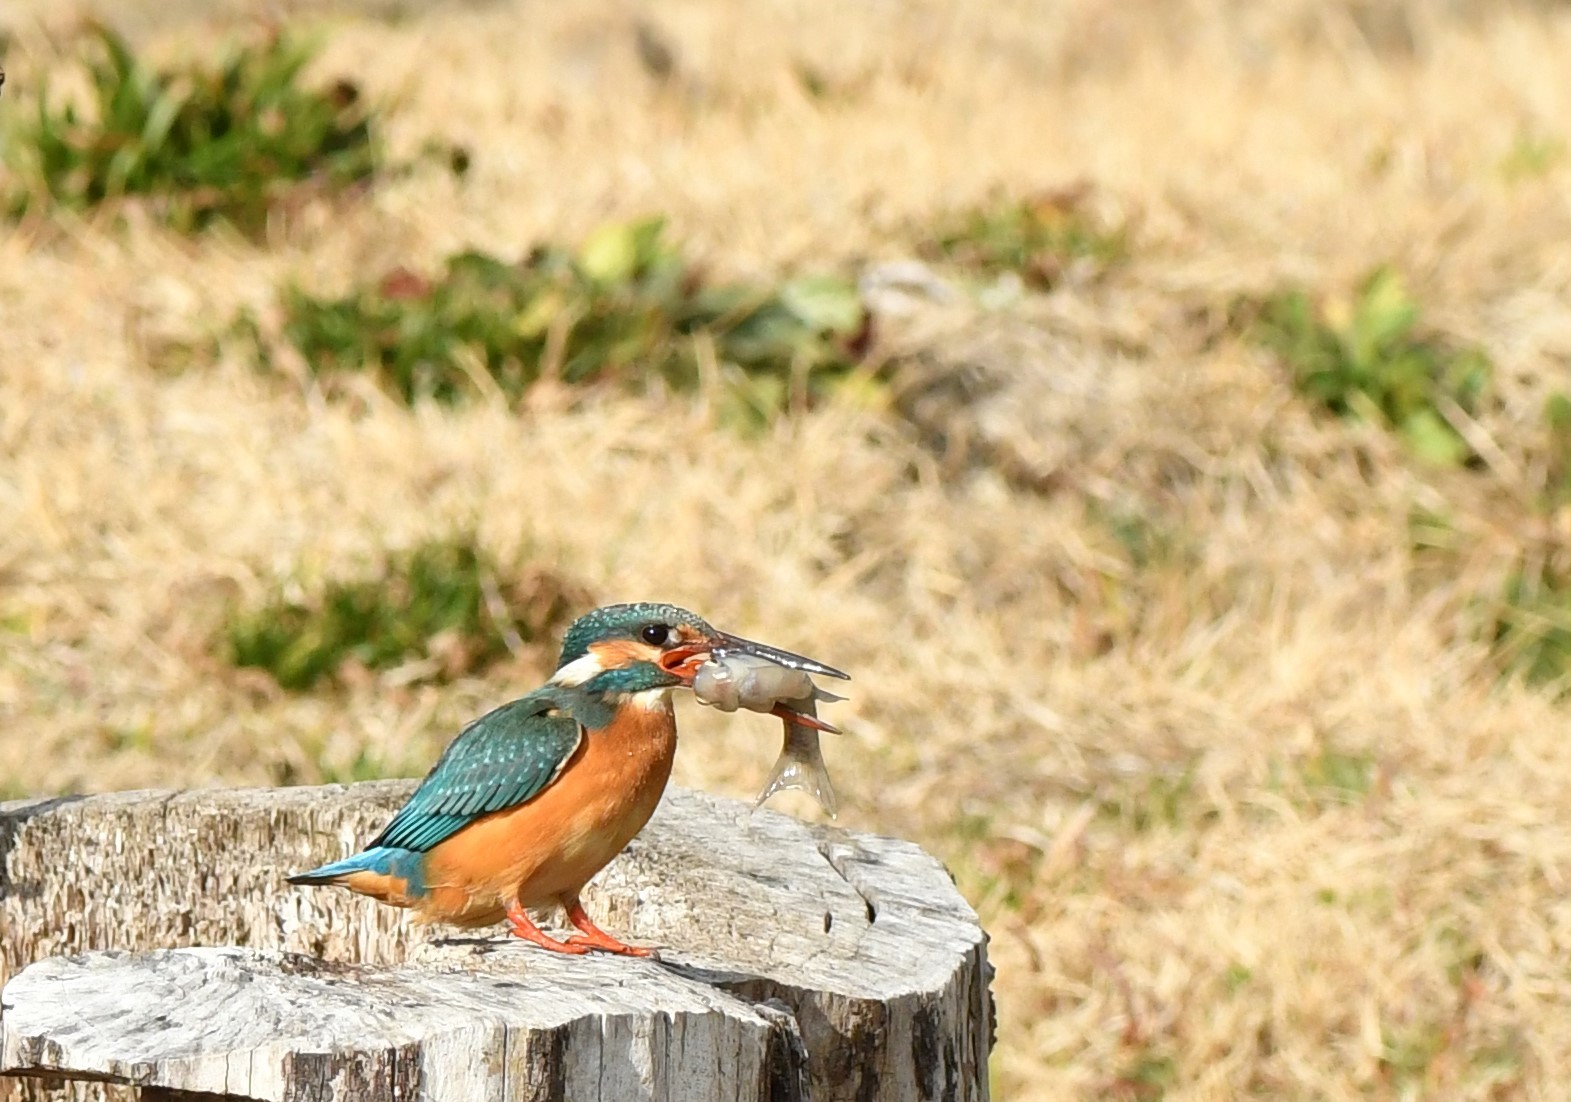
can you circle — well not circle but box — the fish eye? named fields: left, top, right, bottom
left=640, top=623, right=671, bottom=646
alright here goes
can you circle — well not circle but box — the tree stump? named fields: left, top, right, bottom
left=0, top=783, right=992, bottom=1101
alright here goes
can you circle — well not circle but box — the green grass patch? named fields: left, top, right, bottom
left=941, top=811, right=1042, bottom=914
left=99, top=724, right=157, bottom=755
left=315, top=744, right=432, bottom=785
left=1541, top=392, right=1571, bottom=508
left=1468, top=396, right=1571, bottom=687
left=1111, top=1050, right=1177, bottom=1100
left=1097, top=769, right=1199, bottom=833
left=1222, top=964, right=1253, bottom=994
left=1376, top=925, right=1523, bottom=1092
left=1488, top=564, right=1571, bottom=688
left=1250, top=267, right=1493, bottom=467
left=1407, top=503, right=1459, bottom=557
left=918, top=189, right=1128, bottom=290
left=1301, top=745, right=1375, bottom=803
left=244, top=217, right=874, bottom=428
left=1267, top=744, right=1377, bottom=810
left=1102, top=509, right=1175, bottom=572
left=225, top=536, right=584, bottom=691
left=1380, top=1018, right=1452, bottom=1091
left=1090, top=501, right=1195, bottom=575
left=1500, top=132, right=1565, bottom=182
left=4, top=24, right=381, bottom=234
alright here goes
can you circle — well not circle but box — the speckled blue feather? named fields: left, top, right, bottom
left=558, top=602, right=713, bottom=666
left=370, top=688, right=594, bottom=853
left=289, top=603, right=713, bottom=894
left=287, top=686, right=608, bottom=889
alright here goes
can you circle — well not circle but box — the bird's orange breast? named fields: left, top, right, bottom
left=417, top=692, right=677, bottom=925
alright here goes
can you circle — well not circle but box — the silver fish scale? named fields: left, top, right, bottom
left=693, top=653, right=817, bottom=713
left=692, top=652, right=840, bottom=819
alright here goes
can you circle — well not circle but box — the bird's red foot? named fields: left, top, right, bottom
left=564, top=897, right=658, bottom=957
left=505, top=901, right=589, bottom=955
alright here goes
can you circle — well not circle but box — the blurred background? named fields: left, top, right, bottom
left=4, top=0, right=1571, bottom=1097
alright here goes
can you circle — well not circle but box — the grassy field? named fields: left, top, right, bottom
left=5, top=0, right=1571, bottom=1097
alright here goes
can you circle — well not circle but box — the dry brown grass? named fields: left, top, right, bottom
left=6, top=0, right=1571, bottom=1097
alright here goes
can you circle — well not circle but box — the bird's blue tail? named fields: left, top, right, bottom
left=286, top=846, right=424, bottom=892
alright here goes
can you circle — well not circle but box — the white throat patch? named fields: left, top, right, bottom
left=550, top=651, right=606, bottom=688
left=550, top=650, right=673, bottom=713
left=628, top=687, right=674, bottom=712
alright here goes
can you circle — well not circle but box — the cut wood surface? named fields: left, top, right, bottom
left=0, top=783, right=992, bottom=1102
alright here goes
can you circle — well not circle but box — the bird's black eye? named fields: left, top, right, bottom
left=640, top=623, right=671, bottom=646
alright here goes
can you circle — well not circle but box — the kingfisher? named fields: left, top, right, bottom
left=288, top=602, right=845, bottom=956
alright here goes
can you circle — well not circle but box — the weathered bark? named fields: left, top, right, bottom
left=0, top=784, right=991, bottom=1102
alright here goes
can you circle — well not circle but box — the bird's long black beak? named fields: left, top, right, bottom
left=709, top=632, right=851, bottom=681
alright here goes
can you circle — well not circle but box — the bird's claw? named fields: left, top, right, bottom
left=564, top=934, right=660, bottom=958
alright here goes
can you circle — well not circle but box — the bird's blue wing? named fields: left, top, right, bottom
left=369, top=691, right=583, bottom=853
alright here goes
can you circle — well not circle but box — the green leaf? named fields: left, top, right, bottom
left=777, top=275, right=864, bottom=334
left=1547, top=392, right=1571, bottom=430
left=1348, top=267, right=1418, bottom=362
left=135, top=97, right=179, bottom=161
left=577, top=217, right=667, bottom=284
left=1399, top=408, right=1468, bottom=467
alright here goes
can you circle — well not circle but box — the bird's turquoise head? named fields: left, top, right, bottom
left=551, top=602, right=845, bottom=700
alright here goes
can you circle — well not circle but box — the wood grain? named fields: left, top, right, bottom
left=0, top=784, right=991, bottom=1102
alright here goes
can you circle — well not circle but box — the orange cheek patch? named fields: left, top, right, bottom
left=590, top=639, right=663, bottom=670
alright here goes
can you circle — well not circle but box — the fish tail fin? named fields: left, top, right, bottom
left=755, top=745, right=839, bottom=819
